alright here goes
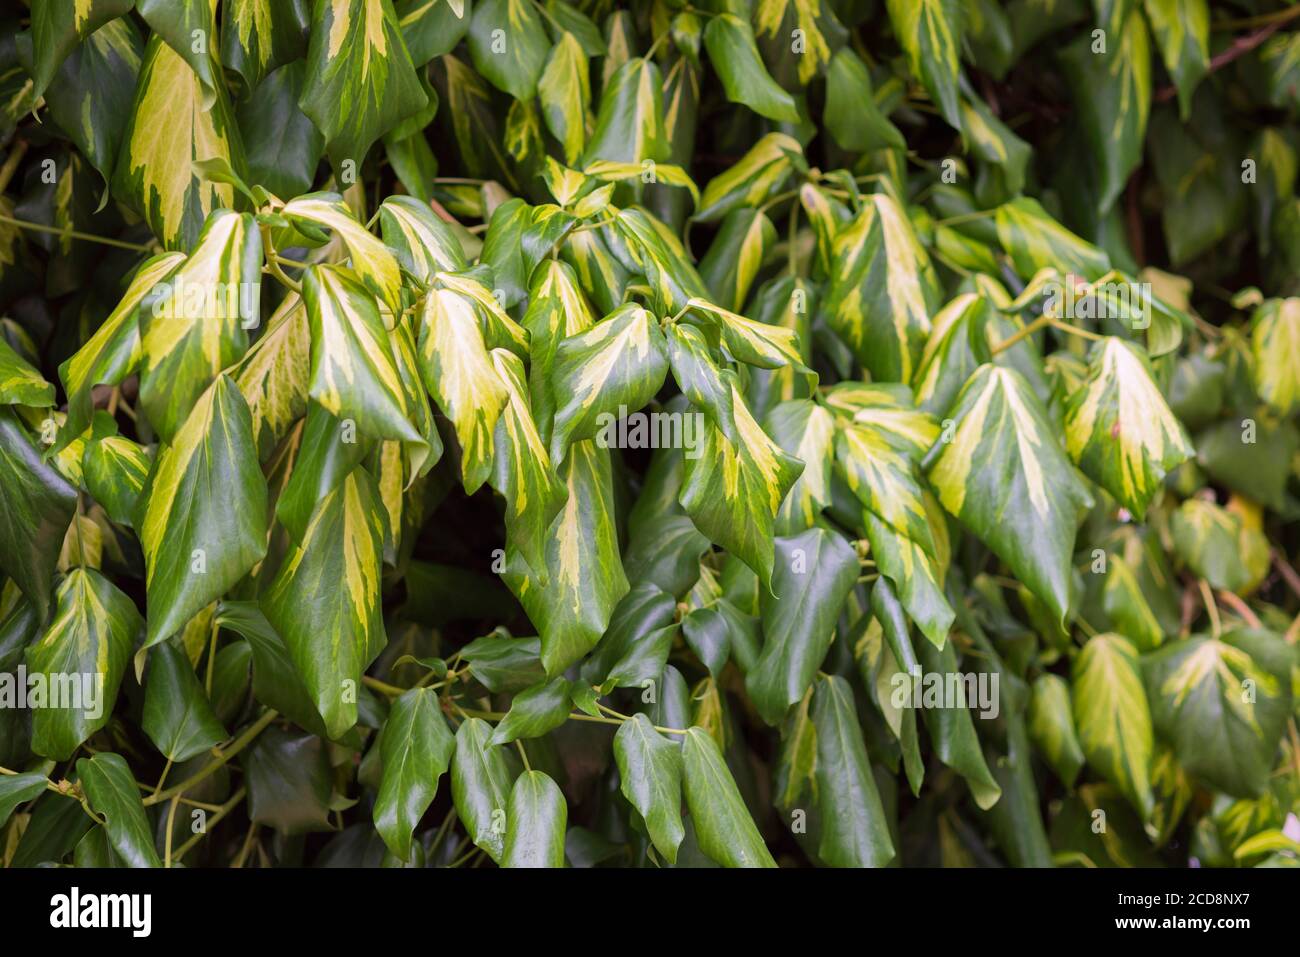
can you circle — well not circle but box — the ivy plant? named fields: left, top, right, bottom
left=0, top=0, right=1299, bottom=870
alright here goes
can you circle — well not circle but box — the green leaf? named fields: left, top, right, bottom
left=26, top=568, right=140, bottom=760
left=397, top=0, right=473, bottom=66
left=614, top=713, right=685, bottom=864
left=238, top=61, right=325, bottom=200
left=139, top=375, right=268, bottom=649
left=582, top=56, right=667, bottom=166
left=679, top=382, right=804, bottom=589
left=504, top=441, right=630, bottom=675
left=298, top=0, right=429, bottom=165
left=698, top=208, right=776, bottom=313
left=680, top=727, right=775, bottom=867
left=1059, top=9, right=1151, bottom=213
left=747, top=528, right=859, bottom=725
left=136, top=210, right=261, bottom=442
left=666, top=322, right=739, bottom=442
left=0, top=409, right=77, bottom=621
left=824, top=48, right=904, bottom=153
left=1143, top=630, right=1292, bottom=799
left=459, top=631, right=545, bottom=694
left=76, top=752, right=160, bottom=868
left=885, top=0, right=963, bottom=127
left=0, top=773, right=48, bottom=828
left=1143, top=0, right=1208, bottom=120
left=142, top=640, right=226, bottom=762
left=468, top=0, right=550, bottom=100
left=112, top=36, right=245, bottom=250
left=374, top=686, right=455, bottom=860
left=926, top=365, right=1094, bottom=625
left=261, top=468, right=388, bottom=739
left=1063, top=337, right=1193, bottom=519
left=703, top=14, right=800, bottom=124
left=812, top=673, right=896, bottom=867
left=502, top=769, right=567, bottom=868
left=1073, top=633, right=1154, bottom=819
left=824, top=192, right=940, bottom=382
left=450, top=716, right=517, bottom=863
left=135, top=0, right=220, bottom=107
left=491, top=676, right=572, bottom=744
left=548, top=303, right=669, bottom=465
left=1027, top=673, right=1085, bottom=788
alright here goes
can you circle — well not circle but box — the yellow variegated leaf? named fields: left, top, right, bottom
left=836, top=421, right=936, bottom=556
left=1073, top=633, right=1154, bottom=820
left=262, top=466, right=388, bottom=739
left=489, top=348, right=566, bottom=581
left=113, top=36, right=244, bottom=250
left=1250, top=297, right=1300, bottom=415
left=137, top=210, right=261, bottom=442
left=417, top=287, right=510, bottom=494
left=283, top=193, right=405, bottom=318
left=378, top=194, right=469, bottom=283
left=1064, top=337, right=1193, bottom=519
left=503, top=440, right=630, bottom=675
left=695, top=132, right=802, bottom=224
left=139, top=375, right=268, bottom=648
left=233, top=293, right=312, bottom=461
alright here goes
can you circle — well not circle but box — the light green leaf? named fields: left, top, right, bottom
left=1073, top=632, right=1154, bottom=819
left=703, top=14, right=799, bottom=124
left=502, top=769, right=567, bottom=867
left=994, top=196, right=1112, bottom=281
left=885, top=0, right=963, bottom=127
left=680, top=727, right=775, bottom=867
left=1250, top=297, right=1300, bottom=415
left=539, top=33, right=590, bottom=166
left=374, top=686, right=455, bottom=860
left=468, top=0, right=550, bottom=100
left=1027, top=673, right=1085, bottom=788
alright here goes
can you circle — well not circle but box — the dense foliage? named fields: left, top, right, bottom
left=1, top=0, right=1299, bottom=870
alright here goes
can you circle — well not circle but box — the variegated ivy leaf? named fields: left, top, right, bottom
left=582, top=56, right=668, bottom=166
left=698, top=208, right=776, bottom=313
left=765, top=400, right=834, bottom=535
left=1073, top=633, right=1154, bottom=820
left=687, top=298, right=804, bottom=371
left=539, top=32, right=590, bottom=166
left=520, top=259, right=596, bottom=443
left=283, top=193, right=404, bottom=317
left=1059, top=9, right=1151, bottom=214
left=467, top=0, right=550, bottom=100
left=1027, top=673, right=1085, bottom=789
left=679, top=381, right=804, bottom=588
left=862, top=509, right=953, bottom=649
left=665, top=322, right=738, bottom=442
left=547, top=303, right=670, bottom=466
left=824, top=192, right=940, bottom=383
left=397, top=0, right=473, bottom=67
left=112, top=36, right=245, bottom=250
left=610, top=208, right=710, bottom=314
left=1143, top=629, right=1292, bottom=799
left=583, top=160, right=700, bottom=209
left=504, top=441, right=630, bottom=676
left=233, top=293, right=312, bottom=461
left=136, top=210, right=260, bottom=443
left=702, top=13, right=799, bottom=124
left=884, top=0, right=963, bottom=128
left=911, top=292, right=992, bottom=417
left=489, top=349, right=566, bottom=581
left=139, top=375, right=269, bottom=649
left=262, top=467, right=388, bottom=739
left=378, top=195, right=469, bottom=283
left=42, top=15, right=143, bottom=193
left=821, top=381, right=941, bottom=461
left=301, top=264, right=424, bottom=454
left=221, top=0, right=311, bottom=93
left=1063, top=337, right=1192, bottom=519
left=695, top=132, right=802, bottom=224
left=0, top=337, right=54, bottom=408
left=30, top=0, right=134, bottom=98
left=1170, top=497, right=1270, bottom=594
left=835, top=420, right=937, bottom=557
left=927, top=365, right=1094, bottom=625
left=1249, top=297, right=1300, bottom=415
left=25, top=568, right=141, bottom=761
left=754, top=0, right=846, bottom=86
left=298, top=0, right=429, bottom=165
left=82, top=418, right=151, bottom=530
left=824, top=47, right=905, bottom=154
left=417, top=287, right=510, bottom=494
left=994, top=196, right=1112, bottom=281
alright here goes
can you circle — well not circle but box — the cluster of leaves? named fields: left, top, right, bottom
left=1, top=0, right=1300, bottom=870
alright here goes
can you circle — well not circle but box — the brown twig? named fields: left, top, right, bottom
left=1216, top=589, right=1262, bottom=629
left=1155, top=17, right=1298, bottom=103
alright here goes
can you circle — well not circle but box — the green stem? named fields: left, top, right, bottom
left=0, top=213, right=154, bottom=252
left=171, top=786, right=248, bottom=861
left=144, top=710, right=277, bottom=807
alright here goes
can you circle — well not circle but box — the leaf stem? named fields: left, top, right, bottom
left=171, top=786, right=247, bottom=861
left=143, top=709, right=277, bottom=807
left=0, top=213, right=155, bottom=252
left=1198, top=579, right=1221, bottom=638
